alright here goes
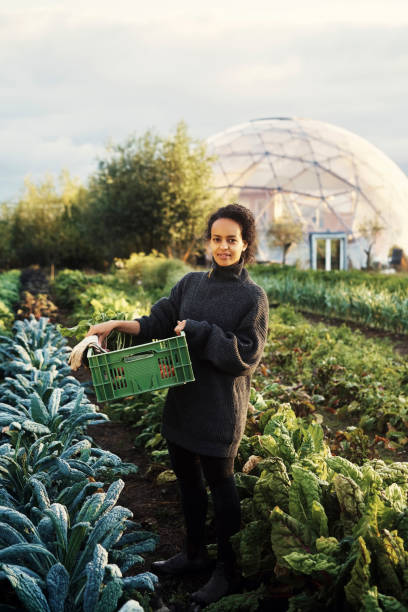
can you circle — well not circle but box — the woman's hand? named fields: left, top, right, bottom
left=86, top=320, right=119, bottom=349
left=174, top=320, right=186, bottom=336
left=86, top=319, right=141, bottom=349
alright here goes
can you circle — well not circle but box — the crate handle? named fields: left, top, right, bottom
left=124, top=351, right=155, bottom=363
left=89, top=343, right=109, bottom=354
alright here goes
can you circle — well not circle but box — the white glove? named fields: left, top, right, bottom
left=68, top=335, right=100, bottom=371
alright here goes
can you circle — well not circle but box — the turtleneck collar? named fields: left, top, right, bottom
left=208, top=256, right=246, bottom=280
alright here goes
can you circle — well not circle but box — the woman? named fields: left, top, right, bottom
left=86, top=204, right=269, bottom=605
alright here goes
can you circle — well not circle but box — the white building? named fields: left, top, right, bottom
left=207, top=118, right=408, bottom=270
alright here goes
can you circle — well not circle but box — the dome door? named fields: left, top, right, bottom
left=309, top=232, right=347, bottom=270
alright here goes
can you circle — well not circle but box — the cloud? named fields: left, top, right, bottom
left=6, top=0, right=408, bottom=27
left=0, top=4, right=407, bottom=201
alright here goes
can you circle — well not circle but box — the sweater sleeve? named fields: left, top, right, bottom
left=135, top=275, right=187, bottom=341
left=184, top=288, right=269, bottom=376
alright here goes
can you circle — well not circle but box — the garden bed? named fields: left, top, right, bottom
left=301, top=310, right=408, bottom=357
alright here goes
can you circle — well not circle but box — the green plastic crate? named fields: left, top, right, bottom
left=87, top=332, right=195, bottom=402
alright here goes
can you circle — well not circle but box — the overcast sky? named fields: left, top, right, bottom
left=1, top=0, right=408, bottom=202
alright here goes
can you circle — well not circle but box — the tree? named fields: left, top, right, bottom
left=9, top=172, right=88, bottom=269
left=86, top=122, right=220, bottom=263
left=358, top=216, right=385, bottom=269
left=267, top=217, right=303, bottom=264
left=0, top=203, right=14, bottom=269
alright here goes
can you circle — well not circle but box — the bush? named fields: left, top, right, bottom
left=118, top=252, right=192, bottom=297
left=0, top=269, right=20, bottom=332
left=52, top=269, right=89, bottom=308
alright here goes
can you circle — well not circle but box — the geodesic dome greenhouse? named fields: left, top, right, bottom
left=207, top=118, right=408, bottom=269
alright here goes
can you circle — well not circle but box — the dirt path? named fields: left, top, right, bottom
left=87, top=421, right=217, bottom=611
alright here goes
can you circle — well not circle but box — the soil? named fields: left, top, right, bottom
left=87, top=413, right=215, bottom=612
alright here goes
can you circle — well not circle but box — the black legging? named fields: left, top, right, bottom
left=167, top=440, right=241, bottom=565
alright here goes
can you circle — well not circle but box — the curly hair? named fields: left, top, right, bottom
left=205, top=203, right=257, bottom=263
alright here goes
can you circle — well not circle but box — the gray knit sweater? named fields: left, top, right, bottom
left=136, top=259, right=269, bottom=457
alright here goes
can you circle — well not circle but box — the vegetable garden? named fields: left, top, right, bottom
left=1, top=260, right=408, bottom=611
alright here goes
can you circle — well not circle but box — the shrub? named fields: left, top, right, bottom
left=118, top=252, right=192, bottom=297
left=0, top=270, right=20, bottom=332
left=52, top=269, right=89, bottom=309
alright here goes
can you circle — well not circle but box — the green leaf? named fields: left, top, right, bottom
left=288, top=464, right=327, bottom=537
left=315, top=536, right=340, bottom=556
left=283, top=550, right=339, bottom=575
left=344, top=536, right=371, bottom=610
left=29, top=393, right=50, bottom=425
left=231, top=520, right=270, bottom=577
left=378, top=593, right=408, bottom=611
left=46, top=563, right=69, bottom=612
left=270, top=507, right=313, bottom=567
left=83, top=544, right=108, bottom=612
left=253, top=458, right=290, bottom=516
left=361, top=586, right=382, bottom=612
left=333, top=473, right=364, bottom=530
left=327, top=456, right=363, bottom=485
left=156, top=470, right=177, bottom=485
left=94, top=577, right=123, bottom=612
left=0, top=563, right=51, bottom=612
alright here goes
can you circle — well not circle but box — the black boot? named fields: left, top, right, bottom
left=151, top=544, right=212, bottom=576
left=191, top=561, right=241, bottom=605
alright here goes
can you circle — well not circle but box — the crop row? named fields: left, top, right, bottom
left=250, top=266, right=408, bottom=334
left=252, top=306, right=408, bottom=450
left=0, top=316, right=159, bottom=612
left=52, top=269, right=150, bottom=351
left=52, top=263, right=408, bottom=336
left=250, top=264, right=408, bottom=293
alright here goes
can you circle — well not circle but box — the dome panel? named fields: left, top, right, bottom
left=284, top=167, right=322, bottom=193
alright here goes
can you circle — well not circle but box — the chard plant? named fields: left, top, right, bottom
left=229, top=392, right=408, bottom=612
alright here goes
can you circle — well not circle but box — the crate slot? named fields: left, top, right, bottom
left=159, top=356, right=175, bottom=379
left=110, top=366, right=128, bottom=390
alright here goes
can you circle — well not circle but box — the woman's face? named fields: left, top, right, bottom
left=209, top=217, right=247, bottom=267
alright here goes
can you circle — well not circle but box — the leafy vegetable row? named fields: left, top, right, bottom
left=0, top=316, right=159, bottom=612
left=250, top=264, right=408, bottom=293
left=253, top=306, right=408, bottom=451
left=250, top=266, right=408, bottom=334
left=52, top=269, right=149, bottom=352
